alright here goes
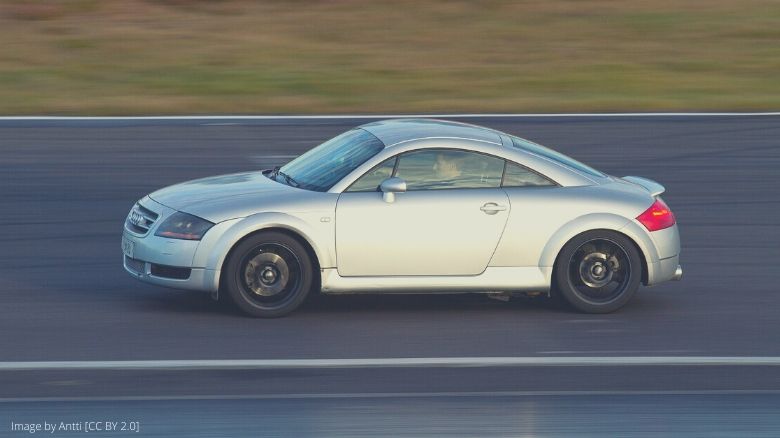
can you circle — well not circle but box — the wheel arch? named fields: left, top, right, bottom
left=550, top=228, right=650, bottom=288
left=200, top=212, right=331, bottom=295
left=218, top=226, right=322, bottom=290
left=539, top=214, right=655, bottom=287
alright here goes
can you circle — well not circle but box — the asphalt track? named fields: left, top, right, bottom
left=1, top=115, right=779, bottom=436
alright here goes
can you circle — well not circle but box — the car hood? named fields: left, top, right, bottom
left=149, top=171, right=295, bottom=214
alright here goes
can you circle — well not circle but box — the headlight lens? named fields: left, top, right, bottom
left=154, top=212, right=214, bottom=240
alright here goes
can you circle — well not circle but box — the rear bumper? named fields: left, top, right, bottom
left=645, top=224, right=681, bottom=285
left=647, top=254, right=681, bottom=285
left=622, top=220, right=681, bottom=286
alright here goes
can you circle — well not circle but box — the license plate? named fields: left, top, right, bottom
left=122, top=234, right=135, bottom=258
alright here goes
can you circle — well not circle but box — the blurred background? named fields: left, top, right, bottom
left=1, top=0, right=779, bottom=115
left=2, top=2, right=780, bottom=436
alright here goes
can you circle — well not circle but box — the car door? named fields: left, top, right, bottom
left=335, top=148, right=510, bottom=276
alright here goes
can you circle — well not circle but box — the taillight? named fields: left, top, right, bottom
left=637, top=198, right=676, bottom=231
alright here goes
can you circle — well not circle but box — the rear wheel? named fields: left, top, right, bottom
left=223, top=231, right=313, bottom=318
left=553, top=230, right=641, bottom=313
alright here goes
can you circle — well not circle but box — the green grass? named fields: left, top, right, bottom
left=0, top=0, right=779, bottom=115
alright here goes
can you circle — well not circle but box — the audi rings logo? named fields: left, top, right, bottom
left=129, top=210, right=146, bottom=227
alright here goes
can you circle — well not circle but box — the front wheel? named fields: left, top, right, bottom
left=223, top=231, right=313, bottom=318
left=553, top=230, right=642, bottom=314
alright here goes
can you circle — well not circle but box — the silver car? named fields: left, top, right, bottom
left=122, top=119, right=681, bottom=317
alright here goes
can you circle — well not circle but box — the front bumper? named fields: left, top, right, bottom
left=122, top=197, right=219, bottom=293
left=123, top=255, right=219, bottom=292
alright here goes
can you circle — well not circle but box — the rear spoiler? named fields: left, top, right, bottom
left=621, top=176, right=665, bottom=197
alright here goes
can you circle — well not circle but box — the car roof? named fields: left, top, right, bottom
left=359, top=118, right=503, bottom=147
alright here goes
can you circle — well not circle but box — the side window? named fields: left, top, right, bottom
left=502, top=162, right=555, bottom=187
left=345, top=158, right=396, bottom=192
left=395, top=149, right=504, bottom=190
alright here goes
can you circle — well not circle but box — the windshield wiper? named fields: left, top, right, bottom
left=267, top=166, right=301, bottom=188
left=277, top=170, right=300, bottom=188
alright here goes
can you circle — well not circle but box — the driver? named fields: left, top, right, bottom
left=433, top=152, right=462, bottom=180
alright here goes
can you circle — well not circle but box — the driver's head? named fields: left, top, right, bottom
left=433, top=152, right=461, bottom=179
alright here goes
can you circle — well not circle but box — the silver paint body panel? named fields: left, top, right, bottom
left=121, top=119, right=681, bottom=296
left=336, top=188, right=510, bottom=276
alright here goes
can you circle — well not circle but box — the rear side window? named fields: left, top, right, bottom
left=502, top=162, right=555, bottom=187
left=510, top=136, right=605, bottom=178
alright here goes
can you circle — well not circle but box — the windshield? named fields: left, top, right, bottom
left=277, top=128, right=385, bottom=192
left=510, top=136, right=606, bottom=179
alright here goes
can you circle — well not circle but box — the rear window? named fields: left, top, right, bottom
left=510, top=136, right=605, bottom=179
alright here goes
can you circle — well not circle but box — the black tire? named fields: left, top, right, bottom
left=223, top=231, right=313, bottom=318
left=553, top=230, right=642, bottom=314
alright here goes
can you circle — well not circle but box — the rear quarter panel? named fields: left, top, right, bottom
left=490, top=183, right=655, bottom=269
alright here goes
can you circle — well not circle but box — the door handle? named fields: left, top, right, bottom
left=480, top=203, right=507, bottom=215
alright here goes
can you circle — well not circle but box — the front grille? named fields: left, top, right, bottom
left=125, top=203, right=160, bottom=235
left=150, top=263, right=191, bottom=280
left=125, top=256, right=145, bottom=274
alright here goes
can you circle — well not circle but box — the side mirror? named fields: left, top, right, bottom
left=379, top=177, right=407, bottom=203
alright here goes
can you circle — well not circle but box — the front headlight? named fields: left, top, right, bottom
left=154, top=212, right=214, bottom=240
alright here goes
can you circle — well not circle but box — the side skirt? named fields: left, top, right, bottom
left=319, top=266, right=552, bottom=295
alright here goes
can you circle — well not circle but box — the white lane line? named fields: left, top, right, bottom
left=0, top=112, right=779, bottom=121
left=537, top=350, right=703, bottom=355
left=3, top=390, right=780, bottom=403
left=2, top=357, right=780, bottom=371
